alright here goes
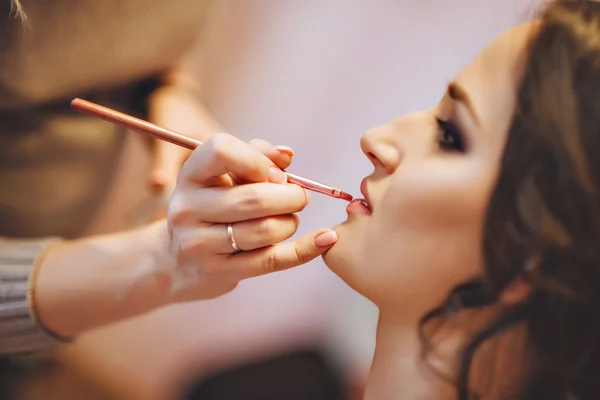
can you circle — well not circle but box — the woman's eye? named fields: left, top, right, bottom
left=436, top=118, right=465, bottom=152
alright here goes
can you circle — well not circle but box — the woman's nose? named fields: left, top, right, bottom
left=360, top=122, right=402, bottom=174
left=361, top=110, right=435, bottom=174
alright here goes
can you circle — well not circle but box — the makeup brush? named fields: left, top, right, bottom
left=71, top=98, right=353, bottom=201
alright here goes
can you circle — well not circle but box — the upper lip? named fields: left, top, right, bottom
left=360, top=178, right=372, bottom=208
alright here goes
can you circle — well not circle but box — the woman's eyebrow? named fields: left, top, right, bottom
left=448, top=82, right=481, bottom=126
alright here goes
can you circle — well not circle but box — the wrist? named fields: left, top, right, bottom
left=28, top=238, right=73, bottom=342
left=33, top=221, right=175, bottom=338
left=33, top=239, right=77, bottom=338
left=123, top=220, right=177, bottom=310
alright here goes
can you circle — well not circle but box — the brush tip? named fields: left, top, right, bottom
left=339, top=192, right=354, bottom=202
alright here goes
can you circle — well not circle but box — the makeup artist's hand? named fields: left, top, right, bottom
left=30, top=134, right=337, bottom=338
left=162, top=133, right=338, bottom=302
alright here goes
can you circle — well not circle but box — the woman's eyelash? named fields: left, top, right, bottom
left=436, top=118, right=466, bottom=152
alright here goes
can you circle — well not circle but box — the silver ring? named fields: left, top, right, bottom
left=227, top=223, right=240, bottom=252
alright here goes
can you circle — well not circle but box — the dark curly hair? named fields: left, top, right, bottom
left=419, top=1, right=600, bottom=399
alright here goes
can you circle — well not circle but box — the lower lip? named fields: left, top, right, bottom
left=346, top=199, right=372, bottom=216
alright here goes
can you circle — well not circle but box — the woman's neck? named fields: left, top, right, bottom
left=365, top=312, right=456, bottom=400
left=366, top=308, right=525, bottom=400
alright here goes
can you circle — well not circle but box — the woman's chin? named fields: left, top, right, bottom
left=321, top=244, right=339, bottom=270
left=322, top=225, right=358, bottom=280
left=322, top=245, right=368, bottom=299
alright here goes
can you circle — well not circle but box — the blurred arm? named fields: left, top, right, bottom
left=148, top=31, right=224, bottom=192
left=0, top=221, right=171, bottom=355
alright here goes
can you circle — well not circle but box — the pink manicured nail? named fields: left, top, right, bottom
left=315, top=230, right=338, bottom=247
left=274, top=145, right=295, bottom=157
left=268, top=167, right=287, bottom=184
left=304, top=189, right=311, bottom=204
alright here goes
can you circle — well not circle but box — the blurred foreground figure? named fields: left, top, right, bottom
left=0, top=1, right=345, bottom=399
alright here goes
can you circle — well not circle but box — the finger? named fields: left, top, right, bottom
left=169, top=182, right=308, bottom=225
left=228, top=214, right=299, bottom=251
left=216, top=228, right=338, bottom=279
left=176, top=215, right=300, bottom=255
left=248, top=139, right=294, bottom=170
left=150, top=140, right=191, bottom=192
left=179, top=133, right=275, bottom=187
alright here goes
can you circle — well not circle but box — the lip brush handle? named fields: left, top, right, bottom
left=71, top=98, right=354, bottom=202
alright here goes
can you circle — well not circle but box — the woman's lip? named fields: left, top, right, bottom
left=346, top=198, right=372, bottom=216
left=360, top=178, right=372, bottom=209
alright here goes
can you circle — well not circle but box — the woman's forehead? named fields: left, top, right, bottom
left=453, top=22, right=539, bottom=140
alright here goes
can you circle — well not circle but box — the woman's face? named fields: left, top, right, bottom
left=325, top=23, right=537, bottom=321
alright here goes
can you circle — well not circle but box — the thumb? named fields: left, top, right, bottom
left=150, top=140, right=191, bottom=192
left=230, top=228, right=338, bottom=279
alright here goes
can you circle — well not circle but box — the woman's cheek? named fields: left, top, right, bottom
left=383, top=163, right=492, bottom=229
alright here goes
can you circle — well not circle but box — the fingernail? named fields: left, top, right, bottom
left=304, top=189, right=311, bottom=205
left=269, top=167, right=288, bottom=184
left=274, top=145, right=295, bottom=157
left=315, top=230, right=338, bottom=247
